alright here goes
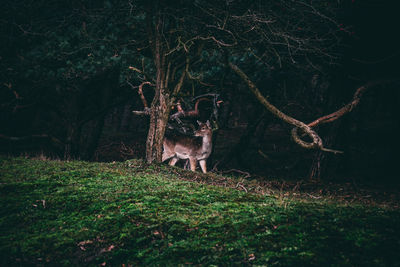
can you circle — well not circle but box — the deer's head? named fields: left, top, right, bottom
left=194, top=120, right=212, bottom=137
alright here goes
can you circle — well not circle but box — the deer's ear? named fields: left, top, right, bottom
left=197, top=120, right=201, bottom=125
left=206, top=120, right=211, bottom=127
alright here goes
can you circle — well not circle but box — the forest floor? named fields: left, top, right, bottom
left=1, top=156, right=399, bottom=266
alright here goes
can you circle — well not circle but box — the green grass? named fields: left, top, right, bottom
left=1, top=157, right=399, bottom=266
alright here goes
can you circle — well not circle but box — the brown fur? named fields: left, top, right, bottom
left=162, top=121, right=213, bottom=173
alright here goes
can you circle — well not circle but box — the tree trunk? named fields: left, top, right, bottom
left=83, top=115, right=106, bottom=160
left=143, top=9, right=186, bottom=163
left=309, top=129, right=338, bottom=180
left=145, top=87, right=171, bottom=164
left=64, top=122, right=82, bottom=160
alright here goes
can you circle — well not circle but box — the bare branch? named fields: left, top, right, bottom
left=170, top=97, right=211, bottom=121
left=196, top=36, right=236, bottom=47
left=228, top=63, right=394, bottom=155
left=307, top=84, right=370, bottom=128
left=132, top=108, right=151, bottom=116
left=127, top=81, right=155, bottom=109
left=172, top=56, right=189, bottom=96
left=128, top=65, right=154, bottom=82
left=138, top=81, right=152, bottom=109
left=228, top=61, right=343, bottom=153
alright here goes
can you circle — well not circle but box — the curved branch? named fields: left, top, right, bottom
left=128, top=81, right=154, bottom=115
left=307, top=82, right=371, bottom=128
left=170, top=97, right=211, bottom=121
left=138, top=81, right=153, bottom=109
left=228, top=61, right=329, bottom=151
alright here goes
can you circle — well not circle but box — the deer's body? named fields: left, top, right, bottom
left=162, top=121, right=212, bottom=173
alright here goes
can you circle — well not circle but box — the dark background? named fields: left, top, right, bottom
left=1, top=0, right=399, bottom=184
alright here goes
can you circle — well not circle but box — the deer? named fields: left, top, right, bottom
left=162, top=120, right=213, bottom=173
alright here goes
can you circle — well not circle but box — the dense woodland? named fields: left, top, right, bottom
left=1, top=1, right=400, bottom=265
left=1, top=0, right=399, bottom=182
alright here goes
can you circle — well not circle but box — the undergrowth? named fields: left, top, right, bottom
left=0, top=156, right=399, bottom=266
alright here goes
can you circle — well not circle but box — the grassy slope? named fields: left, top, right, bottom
left=0, top=157, right=399, bottom=266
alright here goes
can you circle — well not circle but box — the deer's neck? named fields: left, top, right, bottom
left=201, top=134, right=212, bottom=150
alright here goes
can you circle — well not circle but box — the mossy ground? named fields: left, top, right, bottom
left=1, top=156, right=399, bottom=266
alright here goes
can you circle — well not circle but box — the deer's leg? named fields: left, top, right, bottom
left=162, top=141, right=174, bottom=162
left=189, top=158, right=197, bottom=171
left=162, top=150, right=174, bottom=162
left=162, top=153, right=169, bottom=162
left=169, top=157, right=179, bottom=166
left=199, top=160, right=207, bottom=173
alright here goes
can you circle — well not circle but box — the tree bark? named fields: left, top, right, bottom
left=309, top=127, right=338, bottom=180
left=145, top=88, right=172, bottom=163
left=145, top=10, right=166, bottom=163
left=143, top=8, right=188, bottom=164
